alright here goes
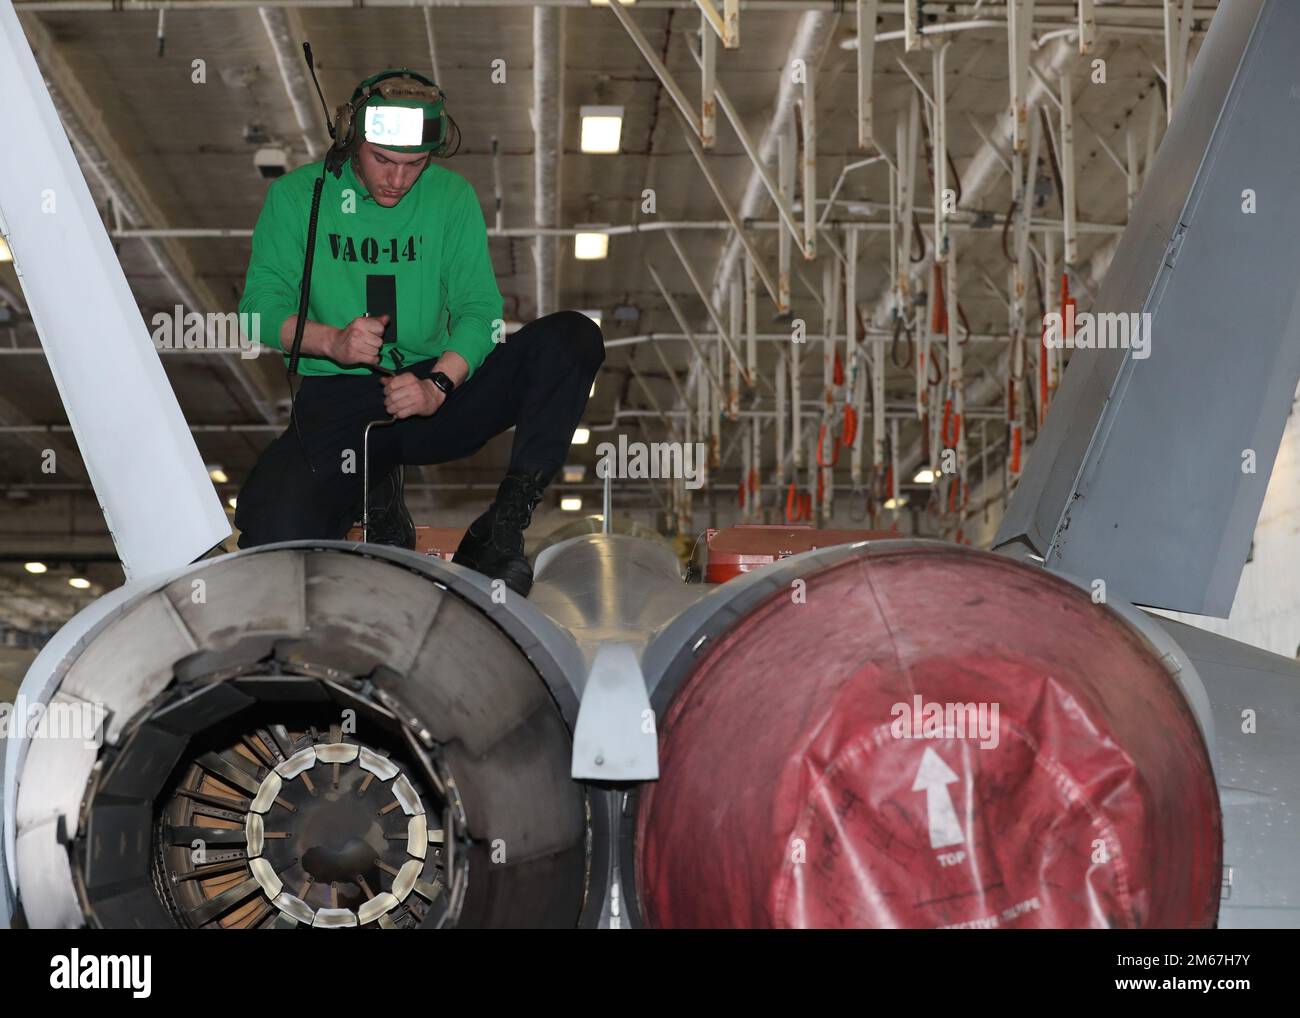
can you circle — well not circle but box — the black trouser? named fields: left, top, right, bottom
left=234, top=309, right=605, bottom=548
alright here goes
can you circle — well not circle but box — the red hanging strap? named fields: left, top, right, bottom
left=940, top=398, right=961, bottom=447
left=842, top=406, right=857, bottom=447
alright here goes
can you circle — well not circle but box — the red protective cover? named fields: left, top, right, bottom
left=637, top=545, right=1222, bottom=928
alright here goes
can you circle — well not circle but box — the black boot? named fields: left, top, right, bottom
left=452, top=468, right=548, bottom=596
left=361, top=466, right=417, bottom=549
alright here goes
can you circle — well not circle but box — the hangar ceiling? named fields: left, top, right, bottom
left=0, top=0, right=1216, bottom=636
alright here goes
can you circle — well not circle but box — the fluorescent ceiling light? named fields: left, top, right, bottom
left=589, top=381, right=596, bottom=398
left=883, top=496, right=908, bottom=510
left=562, top=464, right=586, bottom=483
left=68, top=577, right=91, bottom=590
left=0, top=236, right=11, bottom=263
left=580, top=106, right=624, bottom=153
left=574, top=230, right=609, bottom=261
left=227, top=497, right=238, bottom=510
left=572, top=427, right=591, bottom=445
left=912, top=467, right=936, bottom=485
left=589, top=0, right=637, bottom=6
left=207, top=464, right=228, bottom=484
left=580, top=309, right=603, bottom=329
left=560, top=496, right=584, bottom=511
left=24, top=561, right=47, bottom=574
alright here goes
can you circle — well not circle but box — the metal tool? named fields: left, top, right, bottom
left=361, top=346, right=407, bottom=541
left=361, top=416, right=397, bottom=542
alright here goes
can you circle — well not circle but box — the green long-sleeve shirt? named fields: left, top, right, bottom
left=239, top=157, right=504, bottom=379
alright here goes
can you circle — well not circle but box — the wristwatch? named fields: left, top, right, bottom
left=427, top=370, right=456, bottom=396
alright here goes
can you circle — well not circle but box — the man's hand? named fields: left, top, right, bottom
left=329, top=314, right=388, bottom=366
left=382, top=373, right=445, bottom=419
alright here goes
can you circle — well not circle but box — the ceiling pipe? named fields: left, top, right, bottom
left=533, top=7, right=564, bottom=318
left=104, top=211, right=1125, bottom=241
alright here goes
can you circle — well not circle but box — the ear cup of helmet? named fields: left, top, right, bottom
left=334, top=101, right=357, bottom=153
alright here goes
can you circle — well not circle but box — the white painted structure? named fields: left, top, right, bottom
left=0, top=0, right=229, bottom=582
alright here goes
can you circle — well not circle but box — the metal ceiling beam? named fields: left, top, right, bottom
left=706, top=10, right=839, bottom=312
left=627, top=357, right=684, bottom=444
left=649, top=339, right=691, bottom=408
left=675, top=110, right=782, bottom=310
left=692, top=0, right=738, bottom=48
left=799, top=58, right=817, bottom=257
left=699, top=7, right=717, bottom=146
left=644, top=260, right=725, bottom=398
left=856, top=0, right=879, bottom=149
left=1077, top=0, right=1096, bottom=52
left=663, top=229, right=749, bottom=385
left=1007, top=0, right=1036, bottom=154
left=604, top=0, right=703, bottom=138
left=1163, top=0, right=1195, bottom=121
left=257, top=6, right=322, bottom=162
left=686, top=37, right=809, bottom=260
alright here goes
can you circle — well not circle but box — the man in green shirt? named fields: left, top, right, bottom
left=234, top=69, right=604, bottom=597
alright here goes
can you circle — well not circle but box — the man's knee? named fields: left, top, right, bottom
left=541, top=309, right=606, bottom=370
